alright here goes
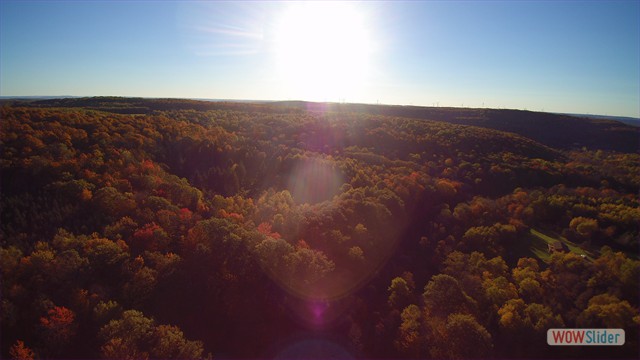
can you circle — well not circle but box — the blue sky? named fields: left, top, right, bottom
left=1, top=1, right=638, bottom=117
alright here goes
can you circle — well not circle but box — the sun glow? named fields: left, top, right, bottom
left=272, top=2, right=374, bottom=102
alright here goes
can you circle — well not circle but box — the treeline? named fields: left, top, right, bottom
left=1, top=100, right=638, bottom=359
left=21, top=97, right=640, bottom=152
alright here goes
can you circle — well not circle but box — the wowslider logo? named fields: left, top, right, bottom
left=547, top=329, right=625, bottom=346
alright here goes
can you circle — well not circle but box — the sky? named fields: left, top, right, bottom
left=1, top=1, right=639, bottom=118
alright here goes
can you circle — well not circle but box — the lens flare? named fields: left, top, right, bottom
left=286, top=157, right=344, bottom=204
left=274, top=337, right=354, bottom=360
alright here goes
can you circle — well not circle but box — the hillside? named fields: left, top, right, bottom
left=1, top=98, right=638, bottom=359
left=272, top=101, right=640, bottom=153
left=15, top=97, right=640, bottom=152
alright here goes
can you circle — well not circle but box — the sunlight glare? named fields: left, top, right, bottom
left=273, top=2, right=373, bottom=102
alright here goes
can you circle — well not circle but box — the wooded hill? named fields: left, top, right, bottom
left=1, top=98, right=638, bottom=359
left=20, top=96, right=640, bottom=152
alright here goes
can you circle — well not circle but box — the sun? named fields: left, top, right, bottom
left=272, top=2, right=373, bottom=102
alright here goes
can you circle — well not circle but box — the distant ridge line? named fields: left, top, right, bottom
left=2, top=95, right=638, bottom=121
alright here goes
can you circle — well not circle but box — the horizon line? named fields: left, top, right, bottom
left=1, top=95, right=638, bottom=121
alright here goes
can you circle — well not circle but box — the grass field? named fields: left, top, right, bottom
left=528, top=228, right=595, bottom=262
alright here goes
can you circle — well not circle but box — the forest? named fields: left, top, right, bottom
left=1, top=97, right=639, bottom=359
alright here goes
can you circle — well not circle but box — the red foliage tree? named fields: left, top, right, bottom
left=9, top=340, right=35, bottom=360
left=257, top=222, right=281, bottom=239
left=40, top=306, right=77, bottom=347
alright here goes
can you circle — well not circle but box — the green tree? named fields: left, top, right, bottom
left=150, top=325, right=205, bottom=359
left=497, top=298, right=563, bottom=357
left=569, top=216, right=598, bottom=237
left=100, top=309, right=205, bottom=359
left=388, top=277, right=413, bottom=310
left=423, top=274, right=476, bottom=317
left=577, top=294, right=639, bottom=329
left=512, top=257, right=544, bottom=302
left=431, top=313, right=492, bottom=359
left=395, top=304, right=424, bottom=357
left=285, top=247, right=335, bottom=286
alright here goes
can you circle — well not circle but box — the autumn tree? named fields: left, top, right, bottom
left=151, top=324, right=206, bottom=359
left=9, top=340, right=35, bottom=360
left=577, top=294, right=639, bottom=329
left=99, top=310, right=205, bottom=359
left=569, top=216, right=599, bottom=239
left=497, top=298, right=563, bottom=357
left=388, top=276, right=414, bottom=310
left=512, top=257, right=545, bottom=303
left=430, top=313, right=493, bottom=359
left=40, top=306, right=77, bottom=354
left=395, top=304, right=424, bottom=357
left=423, top=274, right=476, bottom=317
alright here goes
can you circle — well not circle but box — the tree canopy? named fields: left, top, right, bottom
left=1, top=98, right=638, bottom=358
